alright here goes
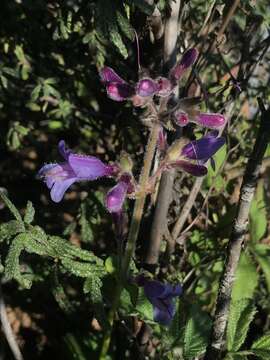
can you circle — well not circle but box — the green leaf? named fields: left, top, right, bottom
left=226, top=299, right=256, bottom=352
left=24, top=201, right=35, bottom=224
left=253, top=244, right=270, bottom=293
left=0, top=220, right=25, bottom=242
left=126, top=0, right=154, bottom=15
left=249, top=180, right=267, bottom=242
left=0, top=191, right=23, bottom=223
left=231, top=253, right=259, bottom=301
left=135, top=287, right=154, bottom=322
left=183, top=305, right=211, bottom=359
left=251, top=333, right=270, bottom=359
left=84, top=276, right=107, bottom=328
left=116, top=11, right=134, bottom=40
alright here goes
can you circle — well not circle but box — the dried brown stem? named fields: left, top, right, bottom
left=204, top=99, right=270, bottom=360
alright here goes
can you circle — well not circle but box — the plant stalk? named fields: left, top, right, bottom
left=99, top=122, right=159, bottom=359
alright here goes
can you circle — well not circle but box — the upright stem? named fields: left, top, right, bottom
left=204, top=100, right=270, bottom=360
left=99, top=122, right=159, bottom=359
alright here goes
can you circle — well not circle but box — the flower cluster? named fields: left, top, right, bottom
left=37, top=47, right=227, bottom=327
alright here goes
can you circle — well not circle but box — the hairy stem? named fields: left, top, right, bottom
left=99, top=122, right=159, bottom=359
left=204, top=99, right=270, bottom=360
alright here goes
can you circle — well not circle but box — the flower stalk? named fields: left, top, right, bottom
left=99, top=120, right=160, bottom=359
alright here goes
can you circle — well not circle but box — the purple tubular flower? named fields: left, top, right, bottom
left=136, top=78, right=159, bottom=97
left=106, top=83, right=134, bottom=102
left=106, top=180, right=128, bottom=213
left=194, top=113, right=226, bottom=129
left=181, top=132, right=225, bottom=161
left=105, top=173, right=133, bottom=213
left=169, top=48, right=198, bottom=82
left=100, top=66, right=134, bottom=101
left=170, top=160, right=207, bottom=176
left=38, top=141, right=116, bottom=203
left=99, top=66, right=126, bottom=85
left=143, top=280, right=182, bottom=326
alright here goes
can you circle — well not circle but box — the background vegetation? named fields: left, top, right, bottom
left=0, top=1, right=270, bottom=359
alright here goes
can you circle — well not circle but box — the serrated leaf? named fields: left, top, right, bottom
left=0, top=220, right=25, bottom=242
left=135, top=287, right=154, bottom=322
left=24, top=201, right=35, bottom=224
left=226, top=299, right=256, bottom=352
left=231, top=253, right=259, bottom=301
left=251, top=333, right=270, bottom=352
left=108, top=21, right=128, bottom=58
left=183, top=305, right=211, bottom=359
left=116, top=11, right=134, bottom=40
left=0, top=191, right=23, bottom=223
left=84, top=276, right=108, bottom=328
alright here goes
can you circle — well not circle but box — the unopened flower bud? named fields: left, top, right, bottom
left=136, top=78, right=159, bottom=97
left=174, top=111, right=190, bottom=127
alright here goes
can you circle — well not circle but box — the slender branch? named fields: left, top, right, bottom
left=144, top=0, right=181, bottom=268
left=0, top=283, right=24, bottom=360
left=204, top=99, right=270, bottom=360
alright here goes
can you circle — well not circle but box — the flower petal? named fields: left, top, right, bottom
left=156, top=77, right=173, bottom=97
left=181, top=134, right=225, bottom=160
left=144, top=280, right=166, bottom=300
left=99, top=66, right=126, bottom=84
left=50, top=178, right=76, bottom=203
left=105, top=180, right=128, bottom=213
left=136, top=78, right=159, bottom=97
left=106, top=83, right=134, bottom=101
left=170, top=160, right=207, bottom=176
left=69, top=155, right=111, bottom=179
left=194, top=113, right=226, bottom=129
left=153, top=303, right=175, bottom=326
left=169, top=48, right=198, bottom=82
left=58, top=140, right=71, bottom=160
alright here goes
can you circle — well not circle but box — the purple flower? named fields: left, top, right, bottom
left=105, top=174, right=134, bottom=213
left=99, top=66, right=134, bottom=101
left=181, top=131, right=225, bottom=162
left=136, top=78, right=159, bottom=97
left=156, top=77, right=173, bottom=97
left=170, top=48, right=198, bottom=83
left=169, top=160, right=208, bottom=176
left=38, top=140, right=117, bottom=203
left=142, top=279, right=182, bottom=326
left=174, top=110, right=226, bottom=130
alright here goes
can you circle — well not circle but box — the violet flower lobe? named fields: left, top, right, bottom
left=174, top=110, right=226, bottom=130
left=169, top=48, right=198, bottom=83
left=143, top=279, right=182, bottom=326
left=38, top=140, right=117, bottom=203
left=99, top=66, right=134, bottom=101
left=181, top=131, right=225, bottom=163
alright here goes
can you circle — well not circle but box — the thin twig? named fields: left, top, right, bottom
left=144, top=0, right=181, bottom=268
left=0, top=283, right=24, bottom=360
left=204, top=99, right=270, bottom=360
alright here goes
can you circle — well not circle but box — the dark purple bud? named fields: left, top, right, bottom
left=136, top=78, right=159, bottom=97
left=181, top=132, right=225, bottom=161
left=105, top=180, right=128, bottom=213
left=106, top=83, right=134, bottom=101
left=194, top=113, right=226, bottom=129
left=100, top=66, right=126, bottom=85
left=156, top=77, right=173, bottom=97
left=174, top=111, right=190, bottom=127
left=170, top=160, right=207, bottom=177
left=169, top=48, right=198, bottom=82
left=143, top=279, right=182, bottom=326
